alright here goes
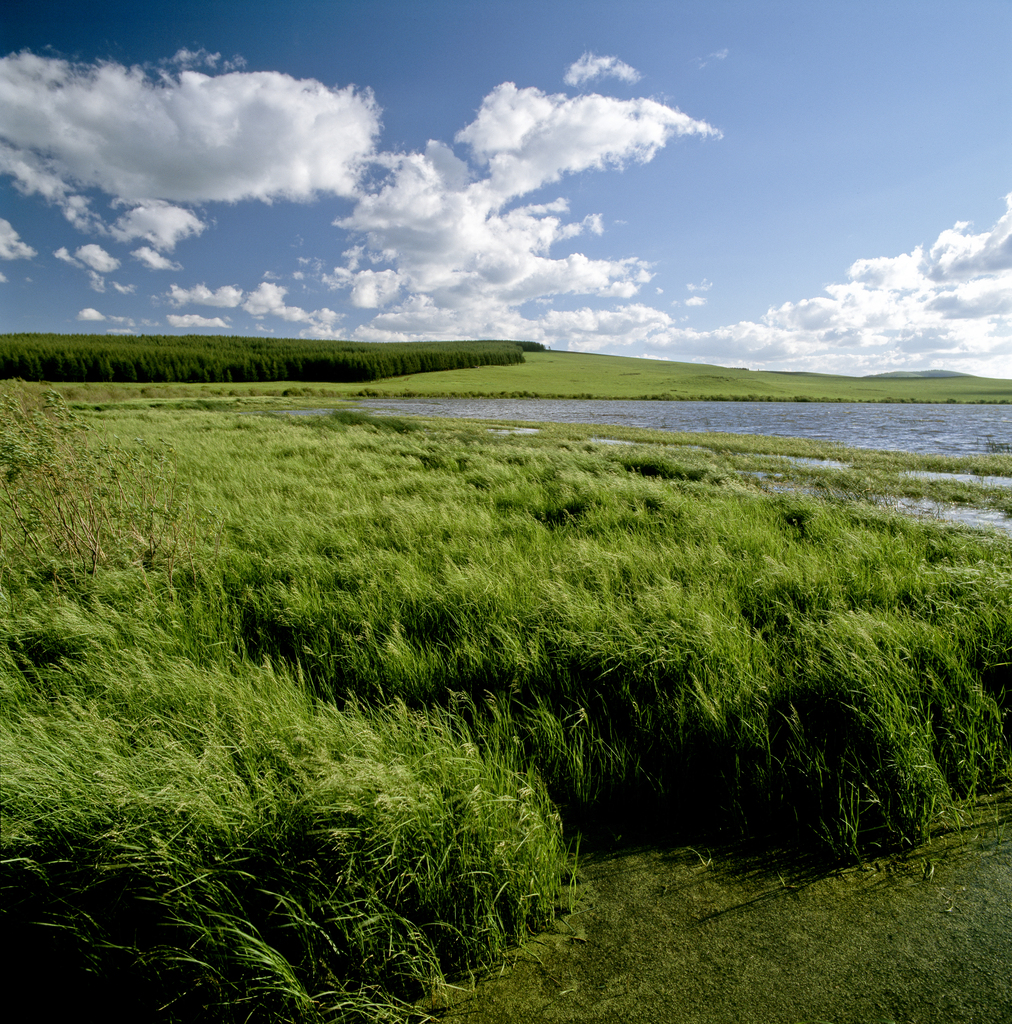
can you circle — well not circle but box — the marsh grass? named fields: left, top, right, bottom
left=2, top=394, right=1010, bottom=1020
left=0, top=387, right=205, bottom=583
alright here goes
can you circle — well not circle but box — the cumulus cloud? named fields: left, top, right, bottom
left=631, top=196, right=1012, bottom=376
left=0, top=218, right=35, bottom=259
left=132, top=246, right=183, bottom=271
left=564, top=53, right=641, bottom=87
left=242, top=282, right=342, bottom=337
left=54, top=243, right=123, bottom=290
left=72, top=243, right=120, bottom=273
left=109, top=201, right=204, bottom=251
left=333, top=85, right=717, bottom=339
left=456, top=84, right=717, bottom=198
left=167, top=282, right=244, bottom=307
left=0, top=271, right=7, bottom=283
left=166, top=313, right=230, bottom=328
left=351, top=196, right=1012, bottom=376
left=77, top=307, right=105, bottom=320
left=0, top=51, right=380, bottom=242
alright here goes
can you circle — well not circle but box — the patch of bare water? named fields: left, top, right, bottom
left=891, top=498, right=1012, bottom=533
left=901, top=469, right=1012, bottom=489
left=360, top=398, right=1012, bottom=457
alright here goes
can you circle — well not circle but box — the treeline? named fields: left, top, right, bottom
left=0, top=333, right=545, bottom=383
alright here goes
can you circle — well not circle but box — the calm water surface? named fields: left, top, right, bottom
left=359, top=398, right=1012, bottom=457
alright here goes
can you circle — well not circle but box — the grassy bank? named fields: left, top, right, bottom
left=13, top=349, right=1012, bottom=405
left=318, top=351, right=1012, bottom=403
left=2, top=389, right=1010, bottom=1020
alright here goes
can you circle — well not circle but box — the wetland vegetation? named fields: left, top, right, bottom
left=2, top=382, right=1010, bottom=1021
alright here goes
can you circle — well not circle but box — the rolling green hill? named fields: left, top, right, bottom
left=330, top=350, right=1012, bottom=403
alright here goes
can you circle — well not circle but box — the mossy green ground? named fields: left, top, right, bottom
left=2, top=391, right=1010, bottom=1021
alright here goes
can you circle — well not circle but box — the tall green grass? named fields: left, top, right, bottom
left=2, top=393, right=1010, bottom=1020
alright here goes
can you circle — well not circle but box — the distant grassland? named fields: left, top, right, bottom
left=16, top=345, right=1012, bottom=404
left=2, top=387, right=1010, bottom=1021
left=336, top=350, right=1012, bottom=403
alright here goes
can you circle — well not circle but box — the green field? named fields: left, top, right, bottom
left=342, top=350, right=1012, bottom=402
left=30, top=349, right=1012, bottom=404
left=2, top=385, right=1010, bottom=1021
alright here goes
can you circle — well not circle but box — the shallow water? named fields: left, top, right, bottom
left=891, top=498, right=1012, bottom=533
left=360, top=398, right=1012, bottom=457
left=901, top=469, right=1012, bottom=488
left=735, top=471, right=1012, bottom=535
left=437, top=802, right=1012, bottom=1024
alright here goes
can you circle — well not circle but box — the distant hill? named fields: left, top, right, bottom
left=864, top=370, right=973, bottom=379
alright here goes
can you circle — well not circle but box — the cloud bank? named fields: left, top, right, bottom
left=631, top=197, right=1012, bottom=375
left=343, top=193, right=1012, bottom=376
left=327, top=83, right=718, bottom=340
left=0, top=50, right=380, bottom=247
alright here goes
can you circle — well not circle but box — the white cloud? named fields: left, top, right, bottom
left=166, top=313, right=230, bottom=328
left=686, top=279, right=712, bottom=292
left=456, top=84, right=717, bottom=199
left=0, top=218, right=35, bottom=259
left=0, top=271, right=7, bottom=283
left=109, top=201, right=204, bottom=251
left=347, top=269, right=403, bottom=308
left=335, top=85, right=717, bottom=340
left=132, top=246, right=183, bottom=271
left=564, top=53, right=641, bottom=87
left=167, top=282, right=244, bottom=307
left=55, top=243, right=119, bottom=290
left=630, top=195, right=1012, bottom=376
left=685, top=295, right=707, bottom=306
left=73, top=243, right=120, bottom=273
left=106, top=328, right=136, bottom=334
left=111, top=281, right=135, bottom=294
left=77, top=307, right=105, bottom=320
left=242, top=281, right=342, bottom=337
left=353, top=195, right=1012, bottom=376
left=0, top=51, right=380, bottom=238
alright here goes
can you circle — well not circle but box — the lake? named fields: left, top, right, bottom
left=358, top=398, right=1012, bottom=458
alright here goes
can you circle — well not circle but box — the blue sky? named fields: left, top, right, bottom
left=2, top=0, right=1010, bottom=376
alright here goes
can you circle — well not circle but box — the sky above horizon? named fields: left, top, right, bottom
left=2, top=0, right=1010, bottom=377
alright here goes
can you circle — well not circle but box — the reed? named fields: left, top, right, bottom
left=2, top=391, right=1009, bottom=1020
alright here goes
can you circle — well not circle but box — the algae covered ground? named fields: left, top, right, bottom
left=2, top=385, right=1010, bottom=1022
